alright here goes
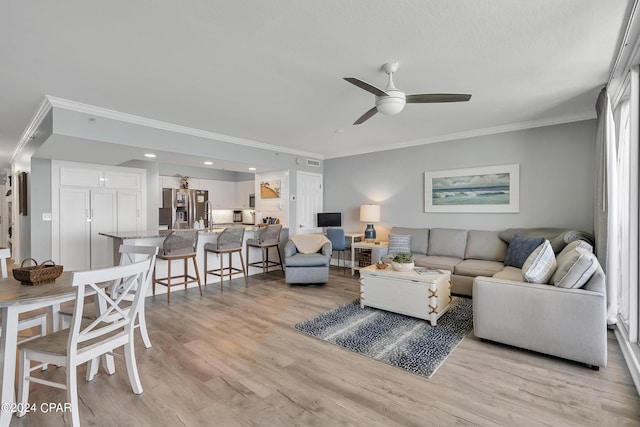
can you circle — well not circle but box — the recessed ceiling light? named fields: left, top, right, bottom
left=144, top=153, right=156, bottom=158
left=204, top=161, right=213, bottom=165
left=248, top=167, right=256, bottom=171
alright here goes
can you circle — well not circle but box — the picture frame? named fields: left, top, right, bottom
left=424, top=164, right=519, bottom=213
left=260, top=179, right=281, bottom=199
left=18, top=171, right=27, bottom=216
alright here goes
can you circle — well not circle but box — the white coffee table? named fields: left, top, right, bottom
left=358, top=264, right=452, bottom=326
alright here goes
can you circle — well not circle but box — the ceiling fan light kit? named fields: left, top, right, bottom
left=344, top=62, right=472, bottom=125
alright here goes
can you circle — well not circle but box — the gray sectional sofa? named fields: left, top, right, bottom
left=386, top=226, right=607, bottom=368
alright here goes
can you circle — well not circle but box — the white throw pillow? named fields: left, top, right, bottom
left=551, top=247, right=598, bottom=289
left=388, top=234, right=411, bottom=255
left=522, top=240, right=557, bottom=284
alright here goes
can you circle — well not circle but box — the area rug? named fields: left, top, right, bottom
left=294, top=296, right=473, bottom=378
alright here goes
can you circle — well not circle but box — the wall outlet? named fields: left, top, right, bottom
left=42, top=213, right=52, bottom=221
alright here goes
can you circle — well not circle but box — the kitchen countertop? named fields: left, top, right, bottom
left=100, top=224, right=268, bottom=240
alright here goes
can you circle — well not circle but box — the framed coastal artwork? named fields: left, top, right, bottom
left=260, top=179, right=281, bottom=199
left=424, top=164, right=519, bottom=213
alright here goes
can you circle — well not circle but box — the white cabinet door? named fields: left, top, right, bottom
left=161, top=176, right=181, bottom=189
left=59, top=188, right=91, bottom=270
left=213, top=181, right=236, bottom=208
left=59, top=167, right=103, bottom=187
left=236, top=180, right=254, bottom=208
left=104, top=171, right=141, bottom=190
left=117, top=191, right=142, bottom=233
left=90, top=190, right=118, bottom=269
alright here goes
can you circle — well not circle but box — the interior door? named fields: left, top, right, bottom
left=296, top=171, right=323, bottom=235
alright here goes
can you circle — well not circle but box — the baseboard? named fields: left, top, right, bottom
left=615, top=326, right=640, bottom=396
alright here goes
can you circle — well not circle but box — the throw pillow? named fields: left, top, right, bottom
left=388, top=234, right=411, bottom=255
left=551, top=247, right=598, bottom=289
left=503, top=235, right=545, bottom=269
left=522, top=240, right=557, bottom=284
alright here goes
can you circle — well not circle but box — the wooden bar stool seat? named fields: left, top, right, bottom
left=153, top=230, right=202, bottom=303
left=245, top=224, right=284, bottom=276
left=204, top=227, right=247, bottom=290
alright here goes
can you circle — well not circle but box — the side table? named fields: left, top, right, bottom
left=351, top=241, right=388, bottom=276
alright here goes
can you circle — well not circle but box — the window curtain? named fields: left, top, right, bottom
left=594, top=87, right=619, bottom=326
left=616, top=99, right=631, bottom=329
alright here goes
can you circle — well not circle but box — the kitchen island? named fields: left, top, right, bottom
left=100, top=225, right=288, bottom=297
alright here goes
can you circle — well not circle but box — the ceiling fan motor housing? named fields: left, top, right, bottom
left=375, top=90, right=406, bottom=115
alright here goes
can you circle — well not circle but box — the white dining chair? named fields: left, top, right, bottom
left=0, top=248, right=47, bottom=344
left=16, top=259, right=152, bottom=427
left=59, top=245, right=158, bottom=348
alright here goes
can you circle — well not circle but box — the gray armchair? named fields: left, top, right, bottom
left=284, top=239, right=332, bottom=284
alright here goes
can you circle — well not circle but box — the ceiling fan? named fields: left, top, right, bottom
left=344, top=62, right=471, bottom=125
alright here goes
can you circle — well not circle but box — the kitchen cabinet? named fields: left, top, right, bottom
left=212, top=181, right=236, bottom=208
left=236, top=180, right=255, bottom=208
left=52, top=161, right=146, bottom=270
left=58, top=188, right=142, bottom=270
left=60, top=166, right=141, bottom=189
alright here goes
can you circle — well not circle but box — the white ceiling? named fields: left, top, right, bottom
left=0, top=1, right=632, bottom=171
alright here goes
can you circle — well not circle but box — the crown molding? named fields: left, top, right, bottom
left=324, top=112, right=596, bottom=159
left=10, top=97, right=53, bottom=164
left=45, top=96, right=324, bottom=160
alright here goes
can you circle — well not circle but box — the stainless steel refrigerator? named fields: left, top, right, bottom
left=159, top=188, right=208, bottom=229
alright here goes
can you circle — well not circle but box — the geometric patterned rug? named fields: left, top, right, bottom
left=294, top=296, right=473, bottom=379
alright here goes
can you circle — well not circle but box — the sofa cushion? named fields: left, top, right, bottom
left=454, top=259, right=504, bottom=277
left=285, top=253, right=330, bottom=267
left=413, top=255, right=462, bottom=272
left=551, top=247, right=598, bottom=289
left=522, top=240, right=557, bottom=284
left=427, top=228, right=468, bottom=258
left=464, top=230, right=508, bottom=262
left=387, top=234, right=411, bottom=256
left=391, top=227, right=429, bottom=254
left=556, top=239, right=592, bottom=260
left=492, top=266, right=524, bottom=282
left=503, top=235, right=545, bottom=268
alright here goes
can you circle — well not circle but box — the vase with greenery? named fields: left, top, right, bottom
left=391, top=252, right=415, bottom=271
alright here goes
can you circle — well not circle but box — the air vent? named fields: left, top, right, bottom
left=306, top=159, right=321, bottom=167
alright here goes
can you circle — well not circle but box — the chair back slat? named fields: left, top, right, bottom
left=163, top=230, right=198, bottom=256
left=258, top=224, right=282, bottom=244
left=69, top=259, right=151, bottom=354
left=113, top=245, right=159, bottom=300
left=217, top=227, right=245, bottom=250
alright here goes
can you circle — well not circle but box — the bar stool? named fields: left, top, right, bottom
left=153, top=230, right=202, bottom=303
left=204, top=227, right=247, bottom=290
left=246, top=224, right=284, bottom=276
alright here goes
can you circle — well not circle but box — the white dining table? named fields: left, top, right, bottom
left=0, top=272, right=76, bottom=427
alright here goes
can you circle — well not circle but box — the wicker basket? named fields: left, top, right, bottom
left=12, top=258, right=63, bottom=286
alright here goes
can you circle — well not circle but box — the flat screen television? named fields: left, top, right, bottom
left=317, top=212, right=341, bottom=227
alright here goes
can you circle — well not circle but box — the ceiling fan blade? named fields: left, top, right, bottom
left=344, top=77, right=388, bottom=97
left=406, top=93, right=472, bottom=103
left=353, top=107, right=378, bottom=125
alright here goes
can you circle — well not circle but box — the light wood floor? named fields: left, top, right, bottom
left=12, top=268, right=640, bottom=426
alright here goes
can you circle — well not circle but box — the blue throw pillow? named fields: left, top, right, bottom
left=504, top=235, right=545, bottom=268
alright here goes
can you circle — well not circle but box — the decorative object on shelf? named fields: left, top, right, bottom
left=374, top=260, right=388, bottom=270
left=424, top=164, right=519, bottom=213
left=177, top=174, right=189, bottom=189
left=12, top=258, right=63, bottom=285
left=391, top=252, right=414, bottom=271
left=360, top=204, right=380, bottom=241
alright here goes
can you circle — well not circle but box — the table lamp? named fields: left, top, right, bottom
left=360, top=204, right=380, bottom=241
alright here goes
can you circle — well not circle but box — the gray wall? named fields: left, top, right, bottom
left=29, top=158, right=52, bottom=262
left=323, top=120, right=597, bottom=239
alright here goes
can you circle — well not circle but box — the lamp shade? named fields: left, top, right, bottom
left=360, top=204, right=381, bottom=223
